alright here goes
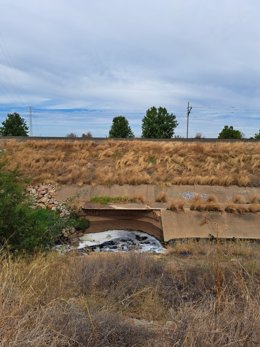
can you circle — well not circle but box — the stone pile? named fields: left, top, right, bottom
left=26, top=184, right=70, bottom=217
left=61, top=227, right=80, bottom=244
left=26, top=184, right=79, bottom=241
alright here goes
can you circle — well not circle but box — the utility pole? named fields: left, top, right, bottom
left=29, top=106, right=32, bottom=136
left=186, top=102, right=192, bottom=138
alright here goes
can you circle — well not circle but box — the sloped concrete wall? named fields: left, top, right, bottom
left=81, top=208, right=260, bottom=242
left=162, top=210, right=260, bottom=241
left=56, top=184, right=260, bottom=204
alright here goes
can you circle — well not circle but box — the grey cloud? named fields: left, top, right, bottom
left=0, top=0, right=259, bottom=136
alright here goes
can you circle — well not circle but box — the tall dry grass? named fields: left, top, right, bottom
left=188, top=197, right=260, bottom=213
left=2, top=139, right=260, bottom=186
left=0, top=244, right=259, bottom=346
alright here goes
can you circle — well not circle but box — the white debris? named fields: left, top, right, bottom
left=78, top=230, right=166, bottom=254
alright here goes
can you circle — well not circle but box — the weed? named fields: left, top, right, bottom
left=206, top=194, right=218, bottom=203
left=147, top=155, right=157, bottom=164
left=167, top=200, right=185, bottom=212
left=155, top=192, right=167, bottom=202
left=249, top=194, right=260, bottom=204
left=89, top=195, right=145, bottom=205
left=90, top=196, right=130, bottom=204
left=131, top=195, right=145, bottom=204
left=204, top=202, right=223, bottom=212
left=233, top=194, right=246, bottom=204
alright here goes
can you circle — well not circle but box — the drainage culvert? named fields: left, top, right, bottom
left=80, top=208, right=164, bottom=241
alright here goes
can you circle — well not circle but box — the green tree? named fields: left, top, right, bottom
left=254, top=131, right=260, bottom=140
left=66, top=132, right=77, bottom=138
left=109, top=116, right=134, bottom=138
left=0, top=112, right=29, bottom=136
left=218, top=125, right=243, bottom=139
left=142, top=106, right=178, bottom=138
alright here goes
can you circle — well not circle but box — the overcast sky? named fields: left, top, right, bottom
left=0, top=0, right=260, bottom=137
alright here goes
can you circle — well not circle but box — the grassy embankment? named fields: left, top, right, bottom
left=0, top=242, right=259, bottom=346
left=2, top=140, right=260, bottom=186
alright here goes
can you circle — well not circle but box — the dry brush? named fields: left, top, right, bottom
left=0, top=246, right=259, bottom=346
left=1, top=139, right=260, bottom=186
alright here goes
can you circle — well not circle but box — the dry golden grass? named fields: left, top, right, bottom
left=167, top=199, right=185, bottom=212
left=0, top=245, right=259, bottom=346
left=166, top=239, right=260, bottom=258
left=249, top=194, right=260, bottom=203
left=189, top=200, right=260, bottom=213
left=224, top=203, right=260, bottom=213
left=155, top=191, right=167, bottom=202
left=206, top=194, right=218, bottom=203
left=1, top=139, right=260, bottom=186
left=233, top=194, right=247, bottom=204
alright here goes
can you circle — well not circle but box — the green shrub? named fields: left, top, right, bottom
left=90, top=196, right=130, bottom=204
left=67, top=213, right=89, bottom=231
left=4, top=207, right=65, bottom=252
left=0, top=159, right=87, bottom=252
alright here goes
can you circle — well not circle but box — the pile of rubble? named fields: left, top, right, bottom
left=26, top=184, right=70, bottom=217
left=26, top=185, right=79, bottom=242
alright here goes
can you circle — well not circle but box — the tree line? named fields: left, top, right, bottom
left=0, top=108, right=259, bottom=139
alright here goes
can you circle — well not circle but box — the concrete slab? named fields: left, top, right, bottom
left=161, top=210, right=260, bottom=241
left=55, top=184, right=260, bottom=205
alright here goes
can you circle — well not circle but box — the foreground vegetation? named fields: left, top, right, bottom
left=2, top=139, right=260, bottom=186
left=0, top=242, right=259, bottom=346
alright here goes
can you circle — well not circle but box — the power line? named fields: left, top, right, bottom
left=191, top=106, right=260, bottom=112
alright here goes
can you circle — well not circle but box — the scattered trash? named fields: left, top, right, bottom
left=179, top=251, right=192, bottom=257
left=78, top=230, right=166, bottom=254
